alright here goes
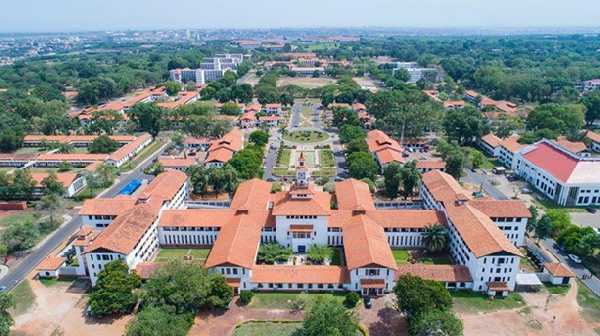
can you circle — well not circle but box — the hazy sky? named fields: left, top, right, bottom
left=2, top=0, right=600, bottom=33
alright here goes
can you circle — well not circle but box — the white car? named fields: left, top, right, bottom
left=568, top=254, right=582, bottom=264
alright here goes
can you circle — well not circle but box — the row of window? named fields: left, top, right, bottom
left=490, top=217, right=523, bottom=223
left=257, top=283, right=344, bottom=290
left=285, top=215, right=318, bottom=219
left=162, top=227, right=220, bottom=232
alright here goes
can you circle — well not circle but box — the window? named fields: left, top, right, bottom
left=366, top=269, right=380, bottom=276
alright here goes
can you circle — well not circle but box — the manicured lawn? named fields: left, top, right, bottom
left=273, top=167, right=295, bottom=176
left=283, top=130, right=328, bottom=144
left=233, top=321, right=302, bottom=336
left=249, top=292, right=345, bottom=310
left=451, top=291, right=525, bottom=314
left=312, top=168, right=337, bottom=177
left=298, top=151, right=316, bottom=168
left=39, top=276, right=78, bottom=287
left=319, top=149, right=335, bottom=168
left=10, top=280, right=35, bottom=316
left=277, top=149, right=291, bottom=167
left=120, top=139, right=164, bottom=172
left=577, top=280, right=600, bottom=322
left=155, top=248, right=210, bottom=264
left=544, top=283, right=570, bottom=295
left=392, top=249, right=410, bottom=265
left=0, top=212, right=40, bottom=227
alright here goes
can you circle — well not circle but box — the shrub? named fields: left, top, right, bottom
left=239, top=291, right=254, bottom=305
left=344, top=292, right=361, bottom=308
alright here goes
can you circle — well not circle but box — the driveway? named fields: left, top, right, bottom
left=357, top=294, right=406, bottom=336
left=462, top=169, right=509, bottom=200
left=570, top=212, right=600, bottom=229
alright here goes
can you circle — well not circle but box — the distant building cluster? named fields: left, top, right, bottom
left=392, top=62, right=440, bottom=84
left=169, top=53, right=245, bottom=85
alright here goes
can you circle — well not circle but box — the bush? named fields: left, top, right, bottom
left=344, top=292, right=361, bottom=308
left=239, top=291, right=254, bottom=305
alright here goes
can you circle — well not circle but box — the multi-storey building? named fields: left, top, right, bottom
left=513, top=139, right=600, bottom=207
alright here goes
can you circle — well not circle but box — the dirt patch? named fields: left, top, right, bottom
left=11, top=275, right=131, bottom=336
left=460, top=281, right=600, bottom=336
left=277, top=77, right=336, bottom=89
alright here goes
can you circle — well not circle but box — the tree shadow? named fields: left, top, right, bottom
left=368, top=307, right=408, bottom=336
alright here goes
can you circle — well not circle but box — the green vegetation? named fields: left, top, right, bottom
left=257, top=243, right=292, bottom=265
left=233, top=321, right=302, bottom=336
left=450, top=291, right=525, bottom=314
left=464, top=147, right=496, bottom=170
left=239, top=290, right=254, bottom=305
left=392, top=249, right=410, bottom=265
left=307, top=245, right=334, bottom=264
left=299, top=297, right=358, bottom=336
left=283, top=130, right=328, bottom=144
left=272, top=167, right=295, bottom=177
left=418, top=254, right=453, bottom=265
left=155, top=248, right=210, bottom=264
left=126, top=305, right=193, bottom=336
left=0, top=212, right=40, bottom=228
left=187, top=165, right=239, bottom=195
left=249, top=292, right=345, bottom=310
left=330, top=248, right=344, bottom=266
left=227, top=144, right=265, bottom=180
left=319, top=149, right=335, bottom=167
left=577, top=280, right=600, bottom=323
left=89, top=261, right=141, bottom=317
left=276, top=149, right=291, bottom=167
left=10, top=281, right=34, bottom=316
left=88, top=135, right=119, bottom=154
left=544, top=283, right=570, bottom=295
left=0, top=292, right=14, bottom=335
left=119, top=139, right=164, bottom=172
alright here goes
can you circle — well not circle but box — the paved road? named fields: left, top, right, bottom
left=462, top=169, right=509, bottom=200
left=0, top=142, right=168, bottom=290
left=263, top=129, right=280, bottom=181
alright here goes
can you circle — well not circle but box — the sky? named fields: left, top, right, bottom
left=2, top=0, right=600, bottom=33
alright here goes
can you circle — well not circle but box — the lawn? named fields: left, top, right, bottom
left=277, top=149, right=291, bottom=167
left=0, top=212, right=40, bottom=228
left=233, top=321, right=302, bottom=336
left=464, top=147, right=496, bottom=170
left=544, top=283, right=570, bottom=295
left=10, top=280, right=35, bottom=316
left=273, top=167, right=295, bottom=176
left=319, top=149, right=335, bottom=168
left=577, top=280, right=600, bottom=323
left=283, top=130, right=328, bottom=144
left=312, top=168, right=337, bottom=177
left=249, top=292, right=346, bottom=310
left=392, top=249, right=410, bottom=265
left=417, top=254, right=453, bottom=265
left=155, top=248, right=210, bottom=264
left=119, top=139, right=164, bottom=172
left=451, top=291, right=525, bottom=314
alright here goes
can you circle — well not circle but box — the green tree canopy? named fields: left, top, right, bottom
left=89, top=134, right=120, bottom=154
left=89, top=261, right=141, bottom=317
left=394, top=274, right=452, bottom=319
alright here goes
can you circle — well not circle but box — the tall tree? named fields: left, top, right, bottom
left=89, top=261, right=141, bottom=317
left=422, top=224, right=448, bottom=252
left=582, top=91, right=600, bottom=127
left=394, top=275, right=452, bottom=319
left=408, top=309, right=463, bottom=336
left=300, top=297, right=357, bottom=336
left=400, top=161, right=421, bottom=197
left=128, top=103, right=164, bottom=136
left=443, top=106, right=488, bottom=145
left=0, top=292, right=14, bottom=336
left=383, top=162, right=402, bottom=198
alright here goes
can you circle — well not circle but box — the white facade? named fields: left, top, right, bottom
left=274, top=215, right=329, bottom=253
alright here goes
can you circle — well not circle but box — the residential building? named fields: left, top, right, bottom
left=366, top=130, right=406, bottom=170
left=585, top=131, right=600, bottom=152
left=579, top=79, right=600, bottom=92
left=205, top=128, right=243, bottom=168
left=30, top=171, right=86, bottom=198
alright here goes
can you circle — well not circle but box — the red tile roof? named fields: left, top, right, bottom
left=416, top=159, right=446, bottom=170
left=469, top=199, right=531, bottom=218
left=335, top=179, right=376, bottom=211
left=544, top=262, right=575, bottom=278
left=251, top=265, right=350, bottom=284
left=37, top=255, right=65, bottom=271
left=522, top=141, right=578, bottom=183
left=108, top=133, right=152, bottom=163
left=396, top=264, right=472, bottom=282
left=160, top=209, right=233, bottom=227
left=556, top=137, right=588, bottom=154
left=30, top=171, right=79, bottom=188
left=421, top=170, right=471, bottom=203
left=158, top=156, right=196, bottom=169
left=585, top=130, right=600, bottom=143
left=343, top=214, right=397, bottom=270
left=480, top=133, right=502, bottom=148
left=79, top=197, right=137, bottom=216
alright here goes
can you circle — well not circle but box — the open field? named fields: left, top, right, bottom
left=155, top=248, right=210, bottom=264
left=10, top=280, right=36, bottom=316
left=452, top=291, right=525, bottom=314
left=249, top=292, right=345, bottom=310
left=0, top=211, right=40, bottom=228
left=277, top=77, right=336, bottom=89
left=577, top=280, right=600, bottom=323
left=233, top=321, right=302, bottom=336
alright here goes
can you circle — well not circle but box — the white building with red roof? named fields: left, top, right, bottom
left=514, top=139, right=600, bottom=206
left=366, top=130, right=406, bottom=170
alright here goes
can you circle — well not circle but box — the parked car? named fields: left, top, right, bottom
left=568, top=254, right=582, bottom=264
left=0, top=286, right=6, bottom=293
left=507, top=174, right=518, bottom=182
left=363, top=296, right=372, bottom=309
left=521, top=187, right=532, bottom=194
left=586, top=207, right=597, bottom=214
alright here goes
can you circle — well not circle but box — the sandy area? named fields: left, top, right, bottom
left=461, top=281, right=600, bottom=336
left=11, top=276, right=131, bottom=336
left=277, top=77, right=336, bottom=89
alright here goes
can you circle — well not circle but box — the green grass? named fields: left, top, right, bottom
left=39, top=276, right=78, bottom=287
left=119, top=139, right=164, bottom=172
left=544, top=283, right=570, bottom=295
left=330, top=248, right=344, bottom=266
left=312, top=168, right=337, bottom=177
left=419, top=255, right=453, bottom=265
left=577, top=280, right=600, bottom=323
left=233, top=321, right=302, bottom=336
left=273, top=167, right=295, bottom=176
left=155, top=248, right=210, bottom=264
left=277, top=149, right=291, bottom=167
left=283, top=130, right=328, bottom=144
left=392, top=249, right=410, bottom=265
left=451, top=291, right=525, bottom=314
left=9, top=281, right=35, bottom=316
left=249, top=292, right=345, bottom=310
left=319, top=149, right=335, bottom=168
left=464, top=147, right=497, bottom=170
left=0, top=212, right=40, bottom=227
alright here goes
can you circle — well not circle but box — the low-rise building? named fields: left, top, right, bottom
left=30, top=171, right=86, bottom=198
left=366, top=130, right=406, bottom=170
left=205, top=128, right=243, bottom=168
left=585, top=131, right=600, bottom=153
left=542, top=262, right=575, bottom=285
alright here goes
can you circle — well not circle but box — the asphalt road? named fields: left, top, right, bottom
left=263, top=129, right=280, bottom=181
left=462, top=169, right=509, bottom=200
left=0, top=142, right=168, bottom=290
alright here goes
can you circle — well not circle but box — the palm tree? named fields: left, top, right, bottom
left=422, top=224, right=448, bottom=252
